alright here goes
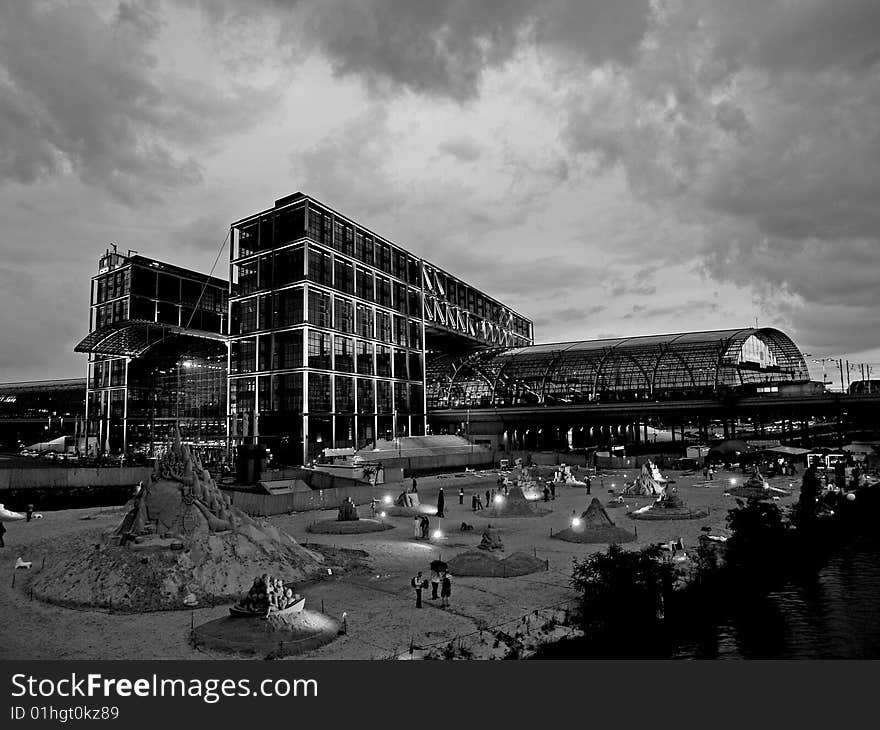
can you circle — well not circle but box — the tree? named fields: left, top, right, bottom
left=570, top=544, right=677, bottom=652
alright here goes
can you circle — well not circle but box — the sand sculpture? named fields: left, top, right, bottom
left=727, top=468, right=789, bottom=499
left=553, top=498, right=635, bottom=543
left=337, top=497, right=359, bottom=521
left=486, top=485, right=547, bottom=518
left=230, top=574, right=304, bottom=617
left=622, top=461, right=668, bottom=497
left=30, top=433, right=323, bottom=611
left=477, top=525, right=503, bottom=551
left=628, top=488, right=709, bottom=521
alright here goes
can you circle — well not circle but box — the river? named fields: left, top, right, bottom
left=671, top=535, right=880, bottom=659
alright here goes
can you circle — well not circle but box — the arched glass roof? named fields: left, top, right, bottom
left=426, top=328, right=810, bottom=409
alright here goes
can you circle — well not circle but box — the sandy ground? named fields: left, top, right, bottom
left=0, top=468, right=800, bottom=660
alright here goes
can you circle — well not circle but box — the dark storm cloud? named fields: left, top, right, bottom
left=0, top=1, right=279, bottom=204
left=551, top=0, right=880, bottom=354
left=200, top=0, right=653, bottom=100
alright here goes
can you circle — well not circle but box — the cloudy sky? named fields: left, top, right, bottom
left=2, top=0, right=879, bottom=389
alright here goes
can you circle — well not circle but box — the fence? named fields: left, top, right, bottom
left=223, top=485, right=375, bottom=516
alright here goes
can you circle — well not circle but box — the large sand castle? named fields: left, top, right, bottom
left=30, top=435, right=323, bottom=611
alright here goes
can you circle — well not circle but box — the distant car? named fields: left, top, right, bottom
left=66, top=453, right=79, bottom=462
left=43, top=452, right=57, bottom=460
left=29, top=451, right=42, bottom=458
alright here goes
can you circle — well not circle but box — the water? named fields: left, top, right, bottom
left=672, top=536, right=880, bottom=659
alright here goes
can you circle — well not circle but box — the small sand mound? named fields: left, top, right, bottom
left=486, top=486, right=548, bottom=518
left=307, top=519, right=394, bottom=534
left=446, top=549, right=546, bottom=577
left=193, top=610, right=339, bottom=656
left=553, top=498, right=636, bottom=543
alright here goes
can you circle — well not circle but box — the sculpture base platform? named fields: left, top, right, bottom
left=192, top=610, right=340, bottom=657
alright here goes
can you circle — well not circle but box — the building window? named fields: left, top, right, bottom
left=271, top=372, right=302, bottom=412
left=376, top=345, right=392, bottom=377
left=356, top=305, right=374, bottom=339
left=334, top=335, right=354, bottom=373
left=274, top=246, right=305, bottom=286
left=307, top=331, right=331, bottom=370
left=355, top=234, right=374, bottom=266
left=334, top=297, right=354, bottom=334
left=376, top=276, right=392, bottom=307
left=272, top=329, right=303, bottom=370
left=393, top=348, right=407, bottom=380
left=307, top=289, right=332, bottom=328
left=376, top=311, right=392, bottom=343
left=236, top=222, right=258, bottom=259
left=394, top=382, right=409, bottom=412
left=377, top=243, right=391, bottom=273
left=356, top=266, right=374, bottom=301
left=376, top=380, right=393, bottom=413
left=274, top=288, right=304, bottom=328
left=357, top=378, right=374, bottom=413
left=234, top=298, right=258, bottom=334
left=408, top=319, right=422, bottom=350
left=274, top=205, right=306, bottom=245
left=409, top=352, right=423, bottom=380
left=334, top=258, right=354, bottom=294
left=394, top=315, right=408, bottom=347
left=307, top=249, right=332, bottom=287
left=231, top=377, right=256, bottom=414
left=356, top=340, right=374, bottom=375
left=335, top=375, right=355, bottom=412
left=308, top=373, right=331, bottom=412
left=231, top=338, right=257, bottom=374
left=236, top=260, right=258, bottom=295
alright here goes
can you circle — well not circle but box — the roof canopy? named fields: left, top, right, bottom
left=427, top=327, right=809, bottom=409
left=75, top=320, right=225, bottom=358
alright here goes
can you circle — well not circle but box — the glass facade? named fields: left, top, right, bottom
left=77, top=250, right=228, bottom=460
left=228, top=192, right=531, bottom=465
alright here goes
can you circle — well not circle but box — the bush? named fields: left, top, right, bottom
left=570, top=544, right=677, bottom=643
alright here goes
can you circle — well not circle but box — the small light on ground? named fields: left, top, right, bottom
left=730, top=479, right=737, bottom=486
left=494, top=494, right=504, bottom=504
left=379, top=511, right=386, bottom=518
left=571, top=517, right=582, bottom=527
left=433, top=530, right=443, bottom=539
left=383, top=495, right=392, bottom=504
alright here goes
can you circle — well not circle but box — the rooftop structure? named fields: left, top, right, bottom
left=427, top=327, right=810, bottom=410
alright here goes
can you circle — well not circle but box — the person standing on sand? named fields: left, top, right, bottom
left=413, top=515, right=422, bottom=539
left=459, top=488, right=464, bottom=505
left=586, top=475, right=592, bottom=495
left=485, top=489, right=491, bottom=508
left=440, top=572, right=452, bottom=608
left=437, top=488, right=445, bottom=518
left=471, top=494, right=478, bottom=512
left=412, top=571, right=425, bottom=608
left=430, top=569, right=440, bottom=600
left=0, top=521, right=6, bottom=548
left=411, top=477, right=418, bottom=493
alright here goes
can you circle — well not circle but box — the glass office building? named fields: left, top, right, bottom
left=75, top=249, right=228, bottom=459
left=228, top=192, right=533, bottom=465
